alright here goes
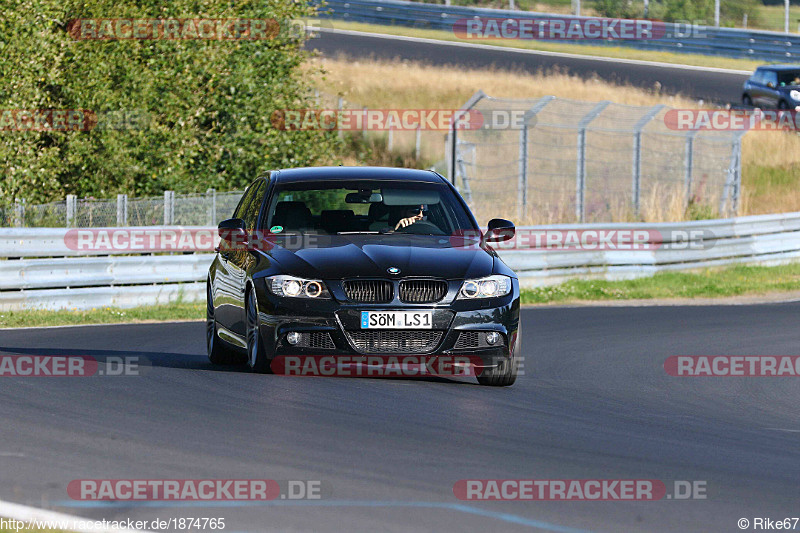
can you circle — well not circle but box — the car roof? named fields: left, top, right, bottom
left=757, top=65, right=800, bottom=72
left=272, top=166, right=446, bottom=184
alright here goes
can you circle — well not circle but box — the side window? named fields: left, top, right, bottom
left=241, top=181, right=266, bottom=230
left=233, top=182, right=259, bottom=220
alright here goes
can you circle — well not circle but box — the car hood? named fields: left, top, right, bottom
left=260, top=234, right=495, bottom=280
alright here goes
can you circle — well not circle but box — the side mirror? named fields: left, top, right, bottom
left=485, top=218, right=515, bottom=243
left=218, top=218, right=247, bottom=249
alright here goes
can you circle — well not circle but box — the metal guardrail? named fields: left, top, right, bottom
left=1, top=212, right=800, bottom=310
left=319, top=0, right=800, bottom=62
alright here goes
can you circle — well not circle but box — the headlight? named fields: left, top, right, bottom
left=267, top=275, right=330, bottom=299
left=458, top=275, right=512, bottom=299
left=790, top=90, right=800, bottom=101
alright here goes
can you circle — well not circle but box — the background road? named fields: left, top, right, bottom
left=2, top=303, right=799, bottom=532
left=307, top=30, right=751, bottom=104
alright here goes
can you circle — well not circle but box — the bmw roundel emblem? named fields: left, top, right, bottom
left=387, top=266, right=401, bottom=275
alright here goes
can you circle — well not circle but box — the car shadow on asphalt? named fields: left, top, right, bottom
left=0, top=345, right=475, bottom=384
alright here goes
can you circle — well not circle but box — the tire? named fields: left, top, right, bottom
left=245, top=287, right=272, bottom=374
left=207, top=282, right=242, bottom=365
left=742, top=95, right=753, bottom=107
left=778, top=100, right=789, bottom=110
left=476, top=331, right=519, bottom=387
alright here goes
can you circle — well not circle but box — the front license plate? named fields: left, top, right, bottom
left=360, top=311, right=433, bottom=329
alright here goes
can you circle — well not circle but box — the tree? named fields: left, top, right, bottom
left=0, top=0, right=338, bottom=203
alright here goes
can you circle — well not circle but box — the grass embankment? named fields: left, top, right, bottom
left=520, top=263, right=800, bottom=303
left=0, top=302, right=203, bottom=329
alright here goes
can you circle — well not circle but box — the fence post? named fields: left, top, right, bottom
left=116, top=194, right=128, bottom=226
left=451, top=91, right=486, bottom=186
left=164, top=190, right=175, bottom=225
left=362, top=106, right=367, bottom=139
left=207, top=188, right=217, bottom=226
left=337, top=97, right=344, bottom=139
left=387, top=113, right=393, bottom=152
left=415, top=126, right=421, bottom=161
left=518, top=96, right=555, bottom=221
left=66, top=194, right=76, bottom=228
left=684, top=133, right=696, bottom=208
left=723, top=131, right=748, bottom=216
left=733, top=133, right=744, bottom=215
left=13, top=198, right=25, bottom=228
left=449, top=117, right=458, bottom=185
left=632, top=104, right=666, bottom=218
left=518, top=125, right=528, bottom=221
left=576, top=101, right=610, bottom=223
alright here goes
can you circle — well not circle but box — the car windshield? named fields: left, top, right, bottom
left=263, top=179, right=476, bottom=236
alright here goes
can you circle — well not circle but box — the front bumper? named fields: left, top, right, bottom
left=253, top=278, right=520, bottom=369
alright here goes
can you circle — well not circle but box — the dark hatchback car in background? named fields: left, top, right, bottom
left=742, top=65, right=800, bottom=109
left=206, top=167, right=521, bottom=386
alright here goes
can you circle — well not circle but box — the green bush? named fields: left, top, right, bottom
left=0, top=0, right=339, bottom=203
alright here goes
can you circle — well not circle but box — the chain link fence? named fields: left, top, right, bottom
left=448, top=92, right=747, bottom=225
left=1, top=190, right=244, bottom=228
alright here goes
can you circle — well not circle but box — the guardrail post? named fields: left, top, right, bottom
left=415, top=126, right=421, bottom=161
left=13, top=198, right=25, bottom=228
left=632, top=104, right=666, bottom=218
left=164, top=190, right=175, bottom=225
left=116, top=194, right=128, bottom=226
left=66, top=194, right=76, bottom=228
left=576, top=101, right=610, bottom=223
left=207, top=188, right=217, bottom=226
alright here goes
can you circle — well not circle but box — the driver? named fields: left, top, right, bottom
left=394, top=205, right=424, bottom=230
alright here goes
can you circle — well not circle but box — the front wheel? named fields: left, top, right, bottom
left=207, top=282, right=242, bottom=365
left=742, top=94, right=753, bottom=107
left=778, top=100, right=790, bottom=110
left=246, top=288, right=272, bottom=374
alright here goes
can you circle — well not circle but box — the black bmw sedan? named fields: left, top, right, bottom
left=206, top=166, right=520, bottom=386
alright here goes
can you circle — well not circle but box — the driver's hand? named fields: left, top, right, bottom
left=394, top=209, right=423, bottom=230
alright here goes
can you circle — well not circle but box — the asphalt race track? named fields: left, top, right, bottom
left=2, top=303, right=800, bottom=532
left=306, top=29, right=751, bottom=104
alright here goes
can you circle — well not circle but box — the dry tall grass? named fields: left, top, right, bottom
left=310, top=57, right=800, bottom=220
